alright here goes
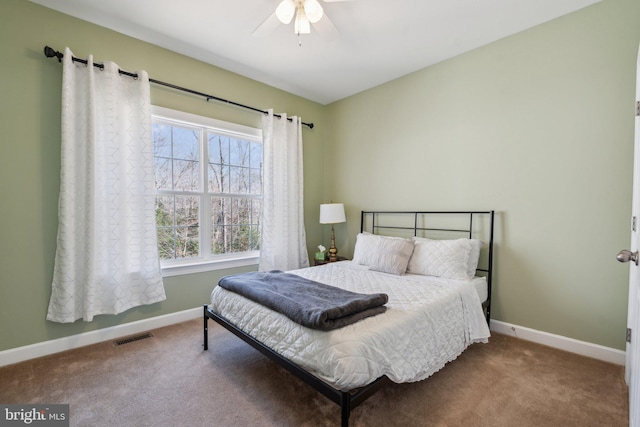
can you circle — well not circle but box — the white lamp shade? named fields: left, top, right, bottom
left=320, top=203, right=346, bottom=224
left=304, top=0, right=324, bottom=23
left=276, top=0, right=296, bottom=24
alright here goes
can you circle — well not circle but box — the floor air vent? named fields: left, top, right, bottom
left=113, top=332, right=153, bottom=346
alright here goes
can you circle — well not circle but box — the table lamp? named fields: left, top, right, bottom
left=319, top=203, right=346, bottom=262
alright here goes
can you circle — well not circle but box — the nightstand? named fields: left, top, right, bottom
left=314, top=256, right=347, bottom=266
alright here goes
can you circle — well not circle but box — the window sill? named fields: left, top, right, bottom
left=161, top=254, right=259, bottom=277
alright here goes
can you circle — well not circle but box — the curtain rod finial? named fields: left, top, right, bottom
left=44, top=46, right=63, bottom=62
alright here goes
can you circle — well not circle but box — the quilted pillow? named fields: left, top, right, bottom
left=407, top=237, right=477, bottom=280
left=467, top=239, right=484, bottom=278
left=352, top=233, right=415, bottom=275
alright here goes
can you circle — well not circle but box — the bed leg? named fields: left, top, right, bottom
left=340, top=391, right=351, bottom=427
left=203, top=304, right=209, bottom=351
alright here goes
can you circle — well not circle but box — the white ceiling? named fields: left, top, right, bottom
left=31, top=0, right=600, bottom=105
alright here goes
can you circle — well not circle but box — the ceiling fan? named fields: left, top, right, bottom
left=254, top=0, right=353, bottom=43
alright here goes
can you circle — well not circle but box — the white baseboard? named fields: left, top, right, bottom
left=0, top=311, right=626, bottom=368
left=490, top=319, right=626, bottom=366
left=0, top=307, right=203, bottom=368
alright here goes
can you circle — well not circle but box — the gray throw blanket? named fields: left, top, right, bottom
left=218, top=270, right=388, bottom=331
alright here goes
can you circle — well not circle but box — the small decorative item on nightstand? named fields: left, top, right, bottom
left=315, top=245, right=327, bottom=262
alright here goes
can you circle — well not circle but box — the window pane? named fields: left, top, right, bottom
left=232, top=225, right=250, bottom=252
left=212, top=225, right=231, bottom=254
left=230, top=139, right=249, bottom=167
left=249, top=167, right=262, bottom=195
left=211, top=197, right=230, bottom=255
left=156, top=196, right=199, bottom=260
left=231, top=198, right=251, bottom=224
left=172, top=127, right=199, bottom=161
left=153, top=124, right=172, bottom=157
left=154, top=122, right=200, bottom=191
left=249, top=142, right=262, bottom=169
left=211, top=197, right=260, bottom=255
left=153, top=124, right=173, bottom=191
left=175, top=226, right=199, bottom=259
left=155, top=196, right=174, bottom=227
left=154, top=157, right=172, bottom=191
left=157, top=228, right=176, bottom=260
left=208, top=134, right=229, bottom=165
left=230, top=166, right=250, bottom=194
left=175, top=196, right=199, bottom=227
left=249, top=225, right=261, bottom=251
left=208, top=163, right=229, bottom=193
left=250, top=199, right=262, bottom=251
left=251, top=199, right=262, bottom=225
left=211, top=196, right=231, bottom=227
left=173, top=159, right=199, bottom=191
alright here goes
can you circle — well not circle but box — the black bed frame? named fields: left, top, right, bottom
left=361, top=210, right=495, bottom=324
left=203, top=210, right=495, bottom=426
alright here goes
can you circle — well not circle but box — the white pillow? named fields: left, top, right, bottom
left=352, top=233, right=415, bottom=275
left=467, top=239, right=484, bottom=278
left=407, top=237, right=478, bottom=280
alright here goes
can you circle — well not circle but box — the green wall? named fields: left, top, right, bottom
left=1, top=0, right=638, bottom=354
left=326, top=0, right=640, bottom=350
left=0, top=0, right=326, bottom=352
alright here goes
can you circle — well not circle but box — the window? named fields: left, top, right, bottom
left=151, top=106, right=262, bottom=275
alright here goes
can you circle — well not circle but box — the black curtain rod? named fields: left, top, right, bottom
left=43, top=46, right=314, bottom=129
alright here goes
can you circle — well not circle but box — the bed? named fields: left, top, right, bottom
left=203, top=210, right=495, bottom=426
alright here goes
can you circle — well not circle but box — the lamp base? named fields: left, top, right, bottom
left=329, top=225, right=338, bottom=262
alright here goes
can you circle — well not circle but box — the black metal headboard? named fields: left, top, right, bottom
left=361, top=210, right=495, bottom=323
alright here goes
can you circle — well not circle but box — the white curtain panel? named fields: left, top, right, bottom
left=47, top=48, right=165, bottom=323
left=259, top=110, right=310, bottom=271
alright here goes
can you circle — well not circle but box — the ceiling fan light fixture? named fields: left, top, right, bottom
left=304, top=0, right=324, bottom=24
left=275, top=0, right=296, bottom=24
left=294, top=6, right=311, bottom=34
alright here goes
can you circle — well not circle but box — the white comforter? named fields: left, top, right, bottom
left=209, top=261, right=490, bottom=390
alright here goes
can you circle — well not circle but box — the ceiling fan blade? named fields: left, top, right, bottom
left=253, top=12, right=281, bottom=36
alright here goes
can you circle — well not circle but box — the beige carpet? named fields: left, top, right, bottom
left=0, top=318, right=628, bottom=426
